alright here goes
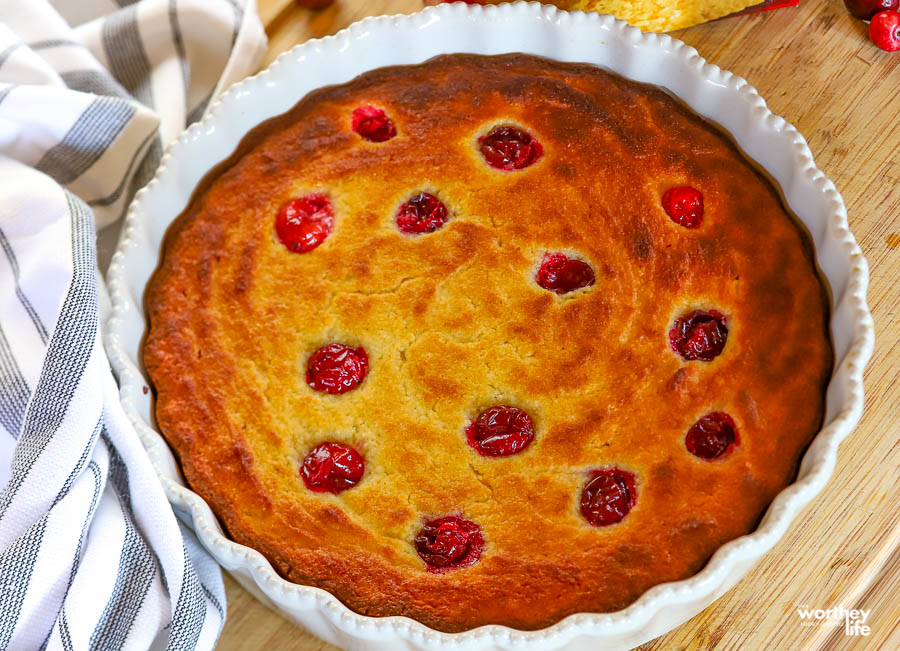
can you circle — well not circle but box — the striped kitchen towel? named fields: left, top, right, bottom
left=0, top=1, right=266, bottom=649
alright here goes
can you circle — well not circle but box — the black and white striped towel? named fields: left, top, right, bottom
left=0, top=1, right=266, bottom=648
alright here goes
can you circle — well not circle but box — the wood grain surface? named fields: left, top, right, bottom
left=218, top=1, right=899, bottom=649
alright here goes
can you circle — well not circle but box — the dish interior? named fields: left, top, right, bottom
left=140, top=53, right=833, bottom=633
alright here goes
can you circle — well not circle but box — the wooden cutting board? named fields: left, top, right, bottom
left=218, top=1, right=900, bottom=649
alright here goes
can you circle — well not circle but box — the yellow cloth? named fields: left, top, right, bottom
left=554, top=1, right=760, bottom=31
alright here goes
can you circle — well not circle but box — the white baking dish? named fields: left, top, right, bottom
left=104, top=2, right=875, bottom=649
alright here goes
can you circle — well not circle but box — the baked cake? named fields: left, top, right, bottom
left=143, top=54, right=832, bottom=632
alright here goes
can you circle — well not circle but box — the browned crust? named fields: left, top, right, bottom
left=143, top=53, right=832, bottom=632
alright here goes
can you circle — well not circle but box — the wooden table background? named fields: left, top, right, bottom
left=219, top=1, right=899, bottom=649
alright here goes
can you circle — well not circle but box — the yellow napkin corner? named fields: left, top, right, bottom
left=561, top=0, right=760, bottom=32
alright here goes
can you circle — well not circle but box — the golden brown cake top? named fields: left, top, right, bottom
left=144, top=54, right=832, bottom=632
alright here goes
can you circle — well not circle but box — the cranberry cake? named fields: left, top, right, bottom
left=143, top=54, right=832, bottom=632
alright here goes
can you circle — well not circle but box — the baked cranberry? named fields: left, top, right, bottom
left=686, top=413, right=738, bottom=460
left=580, top=468, right=637, bottom=527
left=414, top=515, right=484, bottom=572
left=301, top=442, right=364, bottom=494
left=275, top=194, right=334, bottom=253
left=536, top=253, right=596, bottom=294
left=396, top=193, right=449, bottom=235
left=844, top=0, right=898, bottom=21
left=870, top=10, right=900, bottom=51
left=669, top=310, right=728, bottom=361
left=306, top=344, right=369, bottom=394
left=351, top=105, right=396, bottom=142
left=662, top=186, right=704, bottom=228
left=466, top=406, right=535, bottom=457
left=478, top=126, right=542, bottom=170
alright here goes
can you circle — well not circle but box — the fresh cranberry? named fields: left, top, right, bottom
left=466, top=406, right=535, bottom=457
left=275, top=194, right=334, bottom=253
left=844, top=0, right=898, bottom=20
left=536, top=253, right=596, bottom=294
left=870, top=11, right=900, bottom=50
left=396, top=193, right=449, bottom=234
left=661, top=186, right=704, bottom=228
left=414, top=515, right=484, bottom=572
left=295, top=0, right=334, bottom=8
left=306, top=344, right=369, bottom=394
left=669, top=310, right=728, bottom=361
left=351, top=105, right=396, bottom=142
left=301, top=442, right=364, bottom=493
left=478, top=126, right=542, bottom=170
left=686, top=413, right=738, bottom=460
left=580, top=469, right=637, bottom=527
